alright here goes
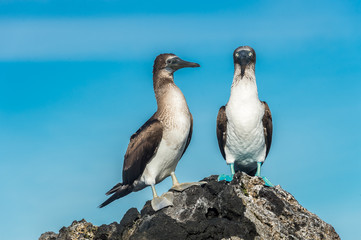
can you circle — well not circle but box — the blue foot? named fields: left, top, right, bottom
left=218, top=174, right=233, bottom=182
left=255, top=162, right=274, bottom=187
left=262, top=176, right=274, bottom=187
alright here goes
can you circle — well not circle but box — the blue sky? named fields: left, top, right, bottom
left=0, top=1, right=360, bottom=239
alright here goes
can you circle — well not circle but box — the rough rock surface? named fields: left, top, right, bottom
left=39, top=173, right=340, bottom=240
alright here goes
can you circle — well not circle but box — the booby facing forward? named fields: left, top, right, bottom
left=216, top=46, right=274, bottom=186
left=100, top=54, right=203, bottom=211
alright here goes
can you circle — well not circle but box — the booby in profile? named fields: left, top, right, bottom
left=216, top=46, right=274, bottom=186
left=100, top=54, right=204, bottom=211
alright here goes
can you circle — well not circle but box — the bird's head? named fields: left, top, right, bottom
left=233, top=46, right=256, bottom=77
left=153, top=53, right=200, bottom=74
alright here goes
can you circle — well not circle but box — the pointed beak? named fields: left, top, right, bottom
left=236, top=50, right=252, bottom=66
left=174, top=59, right=200, bottom=69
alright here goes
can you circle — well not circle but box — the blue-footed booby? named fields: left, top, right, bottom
left=216, top=46, right=274, bottom=187
left=100, top=54, right=204, bottom=211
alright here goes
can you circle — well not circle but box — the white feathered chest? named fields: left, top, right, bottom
left=224, top=81, right=266, bottom=165
left=140, top=85, right=191, bottom=185
left=160, top=85, right=191, bottom=148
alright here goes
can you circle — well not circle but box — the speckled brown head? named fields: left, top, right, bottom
left=153, top=53, right=200, bottom=74
left=233, top=46, right=256, bottom=77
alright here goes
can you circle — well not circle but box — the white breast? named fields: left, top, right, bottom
left=140, top=85, right=191, bottom=185
left=224, top=79, right=266, bottom=168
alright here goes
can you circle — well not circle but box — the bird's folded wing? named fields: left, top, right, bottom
left=216, top=106, right=227, bottom=160
left=181, top=114, right=193, bottom=157
left=122, top=117, right=163, bottom=185
left=262, top=101, right=273, bottom=157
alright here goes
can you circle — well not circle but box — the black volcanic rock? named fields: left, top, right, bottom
left=39, top=173, right=340, bottom=240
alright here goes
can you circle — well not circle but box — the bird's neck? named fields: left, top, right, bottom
left=153, top=69, right=187, bottom=113
left=229, top=64, right=259, bottom=104
left=153, top=69, right=174, bottom=99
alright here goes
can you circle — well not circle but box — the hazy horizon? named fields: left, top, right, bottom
left=1, top=1, right=360, bottom=239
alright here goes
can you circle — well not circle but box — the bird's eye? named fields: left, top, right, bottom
left=167, top=59, right=171, bottom=64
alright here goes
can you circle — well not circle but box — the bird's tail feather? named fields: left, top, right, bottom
left=105, top=183, right=123, bottom=195
left=99, top=184, right=133, bottom=208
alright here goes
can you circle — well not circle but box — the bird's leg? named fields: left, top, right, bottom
left=170, top=172, right=180, bottom=186
left=170, top=172, right=206, bottom=192
left=255, top=162, right=274, bottom=187
left=230, top=162, right=235, bottom=176
left=217, top=163, right=234, bottom=182
left=151, top=184, right=158, bottom=198
left=150, top=184, right=174, bottom=211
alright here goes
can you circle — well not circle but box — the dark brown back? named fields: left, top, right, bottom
left=122, top=116, right=163, bottom=185
left=262, top=101, right=273, bottom=158
left=216, top=106, right=227, bottom=160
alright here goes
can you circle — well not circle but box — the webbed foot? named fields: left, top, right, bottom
left=217, top=174, right=233, bottom=182
left=255, top=162, right=274, bottom=187
left=170, top=181, right=207, bottom=192
left=218, top=163, right=235, bottom=182
left=261, top=176, right=274, bottom=187
left=151, top=192, right=174, bottom=211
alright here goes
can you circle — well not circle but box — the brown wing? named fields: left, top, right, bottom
left=216, top=106, right=227, bottom=160
left=122, top=116, right=163, bottom=185
left=181, top=114, right=193, bottom=157
left=262, top=101, right=273, bottom=158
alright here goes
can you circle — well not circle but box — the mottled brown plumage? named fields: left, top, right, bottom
left=122, top=117, right=163, bottom=185
left=262, top=101, right=273, bottom=158
left=100, top=53, right=199, bottom=208
left=216, top=106, right=227, bottom=160
left=181, top=114, right=193, bottom=157
left=153, top=53, right=176, bottom=74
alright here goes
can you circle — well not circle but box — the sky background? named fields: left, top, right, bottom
left=0, top=0, right=360, bottom=239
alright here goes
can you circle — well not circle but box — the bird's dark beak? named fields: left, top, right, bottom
left=174, top=58, right=200, bottom=69
left=235, top=49, right=254, bottom=77
left=236, top=50, right=253, bottom=66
